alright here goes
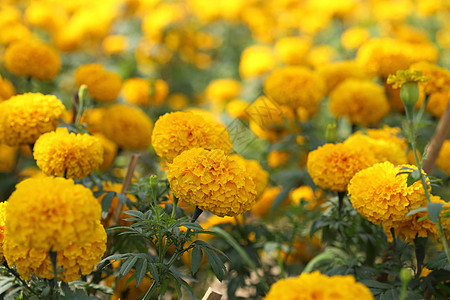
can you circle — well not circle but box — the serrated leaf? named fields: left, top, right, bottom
left=119, top=256, right=138, bottom=278
left=180, top=222, right=203, bottom=231
left=124, top=210, right=144, bottom=219
left=98, top=254, right=129, bottom=267
left=148, top=263, right=160, bottom=283
left=406, top=207, right=427, bottom=217
left=134, top=258, right=147, bottom=287
left=428, top=202, right=444, bottom=223
left=425, top=251, right=449, bottom=270
left=203, top=248, right=225, bottom=281
left=359, top=280, right=392, bottom=289
left=191, top=247, right=203, bottom=275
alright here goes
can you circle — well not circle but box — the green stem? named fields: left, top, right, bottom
left=49, top=251, right=58, bottom=299
left=277, top=247, right=285, bottom=279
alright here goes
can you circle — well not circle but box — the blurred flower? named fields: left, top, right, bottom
left=6, top=177, right=101, bottom=251
left=0, top=202, right=6, bottom=263
left=151, top=111, right=232, bottom=163
left=107, top=261, right=153, bottom=300
left=329, top=79, right=389, bottom=126
left=307, top=143, right=376, bottom=192
left=305, top=45, right=335, bottom=68
left=387, top=70, right=429, bottom=89
left=365, top=126, right=407, bottom=150
left=226, top=99, right=249, bottom=120
left=290, top=186, right=324, bottom=210
left=167, top=93, right=189, bottom=111
left=264, top=271, right=374, bottom=300
left=101, top=104, right=153, bottom=151
left=436, top=140, right=450, bottom=175
left=230, top=154, right=269, bottom=198
left=427, top=92, right=450, bottom=118
left=205, top=78, right=241, bottom=105
left=74, top=63, right=122, bottom=102
left=239, top=45, right=276, bottom=79
left=102, top=35, right=128, bottom=55
left=0, top=75, right=15, bottom=101
left=274, top=36, right=312, bottom=65
left=341, top=26, right=370, bottom=50
left=250, top=186, right=285, bottom=218
left=409, top=61, right=450, bottom=95
left=348, top=162, right=428, bottom=227
left=267, top=150, right=289, bottom=168
left=4, top=40, right=61, bottom=81
left=24, top=1, right=68, bottom=34
left=81, top=107, right=105, bottom=134
left=167, top=148, right=257, bottom=217
left=93, top=133, right=117, bottom=170
left=122, top=78, right=169, bottom=106
left=1, top=93, right=65, bottom=146
left=317, top=60, right=370, bottom=93
left=0, top=144, right=16, bottom=172
left=141, top=3, right=185, bottom=43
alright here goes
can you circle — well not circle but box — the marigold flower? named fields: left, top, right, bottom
left=426, top=92, right=450, bottom=118
left=230, top=154, right=268, bottom=198
left=0, top=144, right=17, bottom=172
left=329, top=79, right=389, bottom=126
left=387, top=70, right=429, bottom=89
left=263, top=66, right=325, bottom=111
left=4, top=40, right=61, bottom=81
left=250, top=186, right=285, bottom=218
left=267, top=150, right=289, bottom=168
left=264, top=271, right=374, bottom=300
left=6, top=177, right=101, bottom=251
left=0, top=75, right=15, bottom=101
left=167, top=148, right=257, bottom=217
left=205, top=78, right=241, bottom=104
left=226, top=99, right=249, bottom=120
left=93, top=133, right=117, bottom=170
left=1, top=93, right=65, bottom=146
left=4, top=222, right=106, bottom=282
left=348, top=162, right=428, bottom=226
left=122, top=78, right=169, bottom=106
left=307, top=143, right=376, bottom=192
left=33, top=128, right=103, bottom=178
left=274, top=36, right=312, bottom=65
left=74, top=63, right=122, bottom=102
left=167, top=93, right=189, bottom=111
left=365, top=126, right=407, bottom=150
left=436, top=140, right=450, bottom=175
left=101, top=104, right=153, bottom=151
left=409, top=61, right=450, bottom=95
left=152, top=111, right=232, bottom=163
left=289, top=186, right=324, bottom=210
left=0, top=202, right=6, bottom=263
left=102, top=35, right=128, bottom=55
left=317, top=60, right=370, bottom=93
left=341, top=26, right=371, bottom=50
left=239, top=45, right=276, bottom=79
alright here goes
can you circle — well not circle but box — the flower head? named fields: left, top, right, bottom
left=4, top=40, right=61, bottom=81
left=33, top=127, right=104, bottom=178
left=122, top=78, right=169, bottom=106
left=205, top=78, right=241, bottom=104
left=307, top=143, right=376, bottom=192
left=348, top=161, right=428, bottom=226
left=274, top=36, right=312, bottom=65
left=409, top=61, right=450, bottom=95
left=230, top=154, right=268, bottom=198
left=387, top=70, right=429, bottom=89
left=101, top=104, right=153, bottom=151
left=152, top=111, right=232, bottom=163
left=317, top=60, right=370, bottom=93
left=0, top=144, right=17, bottom=172
left=6, top=177, right=101, bottom=251
left=250, top=186, right=284, bottom=218
left=0, top=75, right=15, bottom=101
left=264, top=271, right=374, bottom=300
left=167, top=148, right=257, bottom=217
left=239, top=45, right=275, bottom=79
left=436, top=140, right=450, bottom=175
left=1, top=93, right=65, bottom=146
left=329, top=79, right=389, bottom=126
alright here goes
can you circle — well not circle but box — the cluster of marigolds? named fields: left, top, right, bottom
left=0, top=0, right=450, bottom=299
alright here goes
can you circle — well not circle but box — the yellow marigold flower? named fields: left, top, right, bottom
left=205, top=78, right=241, bottom=104
left=307, top=143, right=376, bottom=192
left=230, top=154, right=269, bottom=198
left=93, top=133, right=117, bottom=170
left=267, top=150, right=289, bottom=168
left=290, top=186, right=325, bottom=210
left=167, top=148, right=257, bottom=217
left=329, top=79, right=389, bottom=126
left=250, top=186, right=285, bottom=218
left=6, top=177, right=101, bottom=251
left=341, top=26, right=371, bottom=50
left=74, top=63, right=122, bottom=102
left=263, top=66, right=326, bottom=111
left=1, top=93, right=65, bottom=146
left=4, top=40, right=60, bottom=81
left=122, top=78, right=169, bottom=106
left=81, top=107, right=105, bottom=134
left=0, top=144, right=16, bottom=172
left=348, top=161, right=428, bottom=226
left=33, top=127, right=104, bottom=179
left=239, top=45, right=276, bottom=79
left=107, top=261, right=153, bottom=300
left=356, top=38, right=438, bottom=77
left=427, top=92, right=450, bottom=118
left=344, top=132, right=407, bottom=165
left=0, top=75, right=15, bottom=101
left=387, top=70, right=430, bottom=89
left=199, top=215, right=238, bottom=230
left=102, top=35, right=128, bottom=55
left=226, top=99, right=249, bottom=120
left=24, top=1, right=67, bottom=34
left=317, top=60, right=370, bottom=93
left=167, top=93, right=189, bottom=111
left=0, top=202, right=6, bottom=263
left=152, top=111, right=232, bottom=163
left=366, top=126, right=407, bottom=150
left=4, top=222, right=106, bottom=282
left=436, top=140, right=450, bottom=175
left=385, top=81, right=426, bottom=112
left=409, top=61, right=450, bottom=95
left=274, top=36, right=312, bottom=65
left=101, top=104, right=153, bottom=151
left=264, top=271, right=374, bottom=300
left=305, top=45, right=336, bottom=68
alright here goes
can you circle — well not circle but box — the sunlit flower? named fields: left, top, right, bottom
left=152, top=111, right=232, bottom=163
left=102, top=35, right=128, bottom=55
left=122, top=78, right=169, bottom=106
left=230, top=154, right=268, bottom=198
left=307, top=143, right=376, bottom=192
left=167, top=148, right=257, bottom=217
left=264, top=271, right=374, bottom=300
left=33, top=128, right=103, bottom=178
left=1, top=93, right=65, bottom=146
left=409, top=61, right=450, bottom=95
left=274, top=36, right=312, bottom=65
left=205, top=78, right=241, bottom=107
left=6, top=177, right=101, bottom=251
left=317, top=60, right=370, bottom=93
left=329, top=79, right=389, bottom=126
left=101, top=104, right=153, bottom=151
left=341, top=26, right=371, bottom=50
left=386, top=70, right=429, bottom=89
left=4, top=40, right=61, bottom=81
left=239, top=45, right=276, bottom=79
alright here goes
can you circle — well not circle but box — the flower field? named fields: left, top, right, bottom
left=1, top=0, right=450, bottom=299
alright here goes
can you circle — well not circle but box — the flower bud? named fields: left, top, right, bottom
left=400, top=82, right=419, bottom=119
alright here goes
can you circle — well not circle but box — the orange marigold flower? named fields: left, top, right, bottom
left=33, top=127, right=104, bottom=179
left=167, top=148, right=257, bottom=217
left=409, top=61, right=450, bottom=95
left=4, top=40, right=61, bottom=81
left=329, top=79, right=389, bottom=126
left=1, top=93, right=65, bottom=146
left=74, top=63, right=122, bottom=102
left=239, top=45, right=275, bottom=79
left=436, top=140, right=450, bottom=175
left=122, top=78, right=169, bottom=106
left=264, top=271, right=373, bottom=300
left=0, top=75, right=15, bottom=101
left=274, top=36, right=312, bottom=66
left=151, top=111, right=232, bottom=163
left=426, top=92, right=450, bottom=118
left=317, top=60, right=370, bottom=93
left=250, top=186, right=285, bottom=218
left=348, top=161, right=428, bottom=226
left=230, top=154, right=268, bottom=199
left=205, top=78, right=241, bottom=104
left=306, top=143, right=376, bottom=192
left=101, top=104, right=153, bottom=151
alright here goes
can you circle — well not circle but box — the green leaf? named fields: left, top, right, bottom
left=117, top=193, right=129, bottom=205
left=101, top=192, right=115, bottom=218
left=191, top=246, right=203, bottom=275
left=134, top=258, right=147, bottom=287
left=148, top=263, right=160, bottom=283
left=406, top=169, right=421, bottom=187
left=425, top=251, right=449, bottom=270
left=359, top=280, right=393, bottom=290
left=406, top=207, right=427, bottom=217
left=98, top=254, right=129, bottom=267
left=124, top=210, right=144, bottom=219
left=180, top=222, right=203, bottom=231
left=203, top=248, right=225, bottom=281
left=119, top=256, right=138, bottom=278
left=428, top=202, right=444, bottom=223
